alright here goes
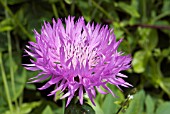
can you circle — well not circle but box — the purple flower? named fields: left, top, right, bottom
left=24, top=16, right=132, bottom=107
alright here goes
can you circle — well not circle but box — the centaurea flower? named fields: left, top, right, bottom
left=24, top=16, right=132, bottom=107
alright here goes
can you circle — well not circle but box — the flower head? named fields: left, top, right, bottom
left=24, top=16, right=132, bottom=106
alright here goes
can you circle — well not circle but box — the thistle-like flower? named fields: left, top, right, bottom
left=24, top=16, right=132, bottom=107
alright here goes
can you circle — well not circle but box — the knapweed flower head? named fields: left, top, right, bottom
left=24, top=16, right=132, bottom=107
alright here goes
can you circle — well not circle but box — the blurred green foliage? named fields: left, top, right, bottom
left=0, top=0, right=170, bottom=114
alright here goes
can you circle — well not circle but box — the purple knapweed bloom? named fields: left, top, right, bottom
left=24, top=16, right=132, bottom=107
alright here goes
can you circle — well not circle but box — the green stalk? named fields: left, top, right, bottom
left=91, top=0, right=102, bottom=20
left=7, top=29, right=20, bottom=110
left=91, top=0, right=113, bottom=20
left=115, top=88, right=136, bottom=114
left=51, top=3, right=59, bottom=18
left=0, top=53, right=13, bottom=113
left=4, top=0, right=19, bottom=113
left=15, top=35, right=21, bottom=54
left=154, top=11, right=170, bottom=22
left=19, top=93, right=23, bottom=107
left=62, top=99, right=65, bottom=114
left=60, top=0, right=68, bottom=16
left=71, top=0, right=75, bottom=15
left=142, top=0, right=147, bottom=23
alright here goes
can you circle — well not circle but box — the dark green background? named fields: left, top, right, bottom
left=0, top=0, right=170, bottom=114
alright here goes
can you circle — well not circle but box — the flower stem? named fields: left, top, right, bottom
left=115, top=88, right=137, bottom=114
left=115, top=99, right=128, bottom=114
left=0, top=52, right=13, bottom=113
left=62, top=99, right=65, bottom=114
left=4, top=0, right=19, bottom=112
left=59, top=1, right=68, bottom=16
left=51, top=2, right=59, bottom=18
left=71, top=0, right=75, bottom=15
left=91, top=0, right=113, bottom=20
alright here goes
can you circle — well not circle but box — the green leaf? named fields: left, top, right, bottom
left=162, top=0, right=170, bottom=13
left=42, top=105, right=53, bottom=114
left=124, top=90, right=145, bottom=114
left=132, top=51, right=150, bottom=73
left=4, top=101, right=41, bottom=114
left=116, top=2, right=140, bottom=18
left=102, top=94, right=120, bottom=114
left=101, top=84, right=124, bottom=114
left=162, top=77, right=170, bottom=89
left=0, top=18, right=12, bottom=26
left=145, top=57, right=163, bottom=86
left=25, top=83, right=36, bottom=90
left=114, top=29, right=124, bottom=39
left=159, top=82, right=170, bottom=97
left=0, top=26, right=13, bottom=32
left=145, top=95, right=155, bottom=114
left=0, top=106, right=7, bottom=114
left=156, top=102, right=170, bottom=114
left=162, top=48, right=170, bottom=57
left=64, top=0, right=72, bottom=4
left=0, top=18, right=13, bottom=32
left=14, top=7, right=25, bottom=25
left=88, top=101, right=103, bottom=114
left=147, top=30, right=158, bottom=51
left=19, top=101, right=42, bottom=114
